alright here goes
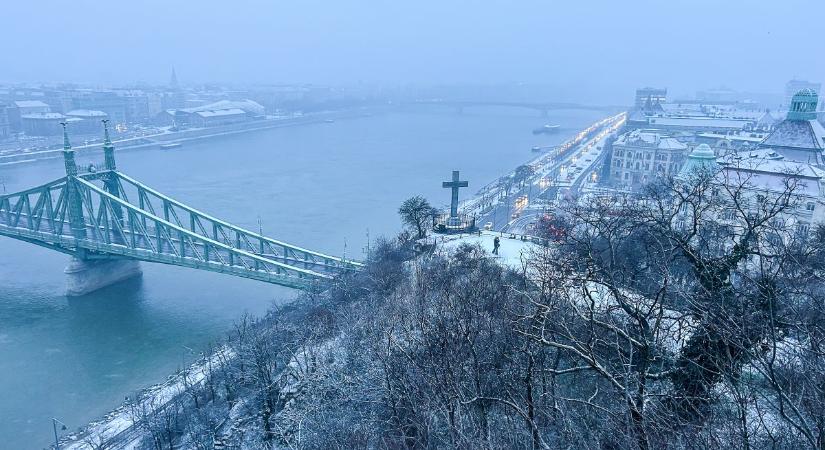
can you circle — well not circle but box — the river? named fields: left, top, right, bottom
left=0, top=107, right=605, bottom=448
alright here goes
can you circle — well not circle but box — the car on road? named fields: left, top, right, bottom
left=484, top=221, right=493, bottom=230
left=511, top=211, right=521, bottom=219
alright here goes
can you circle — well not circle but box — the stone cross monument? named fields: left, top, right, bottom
left=442, top=170, right=468, bottom=218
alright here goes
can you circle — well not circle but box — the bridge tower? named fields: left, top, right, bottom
left=101, top=120, right=126, bottom=244
left=61, top=123, right=87, bottom=242
left=61, top=123, right=142, bottom=295
left=102, top=119, right=117, bottom=172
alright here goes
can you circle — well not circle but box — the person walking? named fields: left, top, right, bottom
left=493, top=236, right=500, bottom=255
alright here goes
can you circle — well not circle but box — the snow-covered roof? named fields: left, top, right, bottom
left=759, top=119, right=825, bottom=151
left=696, top=132, right=765, bottom=143
left=66, top=109, right=107, bottom=118
left=717, top=150, right=825, bottom=197
left=20, top=112, right=64, bottom=120
left=181, top=99, right=265, bottom=116
left=647, top=116, right=751, bottom=130
left=691, top=143, right=716, bottom=159
left=627, top=109, right=649, bottom=122
left=14, top=100, right=49, bottom=109
left=658, top=137, right=688, bottom=150
left=615, top=129, right=688, bottom=151
left=195, top=108, right=247, bottom=118
left=757, top=111, right=779, bottom=126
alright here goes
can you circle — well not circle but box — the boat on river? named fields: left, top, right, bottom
left=532, top=124, right=560, bottom=135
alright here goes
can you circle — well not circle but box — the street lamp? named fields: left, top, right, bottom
left=52, top=417, right=67, bottom=449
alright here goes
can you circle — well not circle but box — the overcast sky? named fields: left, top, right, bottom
left=3, top=0, right=823, bottom=102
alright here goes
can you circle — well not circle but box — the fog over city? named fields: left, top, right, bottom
left=5, top=1, right=825, bottom=449
left=4, top=0, right=824, bottom=102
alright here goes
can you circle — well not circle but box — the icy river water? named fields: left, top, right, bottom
left=0, top=107, right=604, bottom=448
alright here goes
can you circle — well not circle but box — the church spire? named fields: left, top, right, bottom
left=170, top=66, right=179, bottom=90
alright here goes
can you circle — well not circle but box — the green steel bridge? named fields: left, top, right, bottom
left=0, top=122, right=362, bottom=291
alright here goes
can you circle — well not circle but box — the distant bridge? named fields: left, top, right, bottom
left=408, top=99, right=613, bottom=115
left=0, top=123, right=361, bottom=292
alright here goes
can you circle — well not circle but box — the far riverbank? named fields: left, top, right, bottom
left=0, top=107, right=387, bottom=167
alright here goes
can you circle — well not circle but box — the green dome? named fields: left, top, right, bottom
left=690, top=143, right=716, bottom=159
left=788, top=89, right=819, bottom=121
left=679, top=144, right=717, bottom=179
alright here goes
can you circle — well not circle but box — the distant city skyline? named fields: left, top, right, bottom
left=2, top=0, right=823, bottom=104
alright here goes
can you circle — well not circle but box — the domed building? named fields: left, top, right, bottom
left=758, top=89, right=825, bottom=165
left=699, top=90, right=825, bottom=237
left=678, top=144, right=717, bottom=178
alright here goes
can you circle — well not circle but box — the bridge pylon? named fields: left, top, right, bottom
left=61, top=123, right=88, bottom=242
left=63, top=122, right=142, bottom=294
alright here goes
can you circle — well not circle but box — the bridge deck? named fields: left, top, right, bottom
left=0, top=168, right=360, bottom=290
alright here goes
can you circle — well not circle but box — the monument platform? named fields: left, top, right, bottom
left=433, top=213, right=476, bottom=234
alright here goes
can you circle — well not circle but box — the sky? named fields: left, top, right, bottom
left=2, top=0, right=824, bottom=103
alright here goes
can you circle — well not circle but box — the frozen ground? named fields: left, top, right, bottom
left=61, top=349, right=232, bottom=449
left=438, top=231, right=538, bottom=268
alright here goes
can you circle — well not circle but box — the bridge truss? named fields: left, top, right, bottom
left=0, top=123, right=361, bottom=290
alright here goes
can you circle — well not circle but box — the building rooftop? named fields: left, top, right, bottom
left=615, top=129, right=688, bottom=151
left=181, top=99, right=264, bottom=116
left=195, top=108, right=247, bottom=118
left=20, top=112, right=64, bottom=120
left=717, top=150, right=825, bottom=197
left=754, top=89, right=825, bottom=168
left=756, top=111, right=779, bottom=127
left=760, top=119, right=825, bottom=151
left=691, top=143, right=716, bottom=159
left=696, top=131, right=766, bottom=143
left=14, top=100, right=49, bottom=109
left=647, top=116, right=751, bottom=130
left=679, top=144, right=718, bottom=178
left=66, top=109, right=108, bottom=118
left=720, top=149, right=825, bottom=176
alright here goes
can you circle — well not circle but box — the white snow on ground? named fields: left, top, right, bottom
left=61, top=349, right=233, bottom=449
left=438, top=231, right=538, bottom=268
left=439, top=232, right=694, bottom=352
